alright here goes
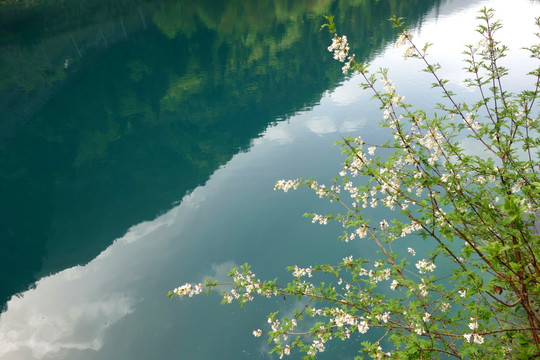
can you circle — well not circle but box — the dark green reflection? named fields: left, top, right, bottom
left=0, top=0, right=442, bottom=311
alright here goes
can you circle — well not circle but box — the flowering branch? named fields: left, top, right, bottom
left=170, top=8, right=540, bottom=359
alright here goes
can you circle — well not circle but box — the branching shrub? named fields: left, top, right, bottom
left=170, top=8, right=539, bottom=359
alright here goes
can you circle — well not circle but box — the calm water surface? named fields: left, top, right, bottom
left=0, top=0, right=538, bottom=359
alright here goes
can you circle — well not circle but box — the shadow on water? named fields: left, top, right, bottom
left=0, top=0, right=442, bottom=311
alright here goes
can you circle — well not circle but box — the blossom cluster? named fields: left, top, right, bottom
left=311, top=214, right=328, bottom=225
left=415, top=259, right=436, bottom=273
left=172, top=283, right=203, bottom=297
left=292, top=265, right=313, bottom=278
left=274, top=179, right=299, bottom=192
left=327, top=34, right=355, bottom=73
left=225, top=268, right=269, bottom=303
left=464, top=332, right=485, bottom=344
left=308, top=338, right=326, bottom=356
left=418, top=279, right=429, bottom=297
left=309, top=181, right=328, bottom=198
left=394, top=31, right=415, bottom=59
left=330, top=307, right=359, bottom=327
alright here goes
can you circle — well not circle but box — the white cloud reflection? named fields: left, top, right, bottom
left=305, top=116, right=337, bottom=135
left=261, top=125, right=293, bottom=144
left=327, top=78, right=363, bottom=106
left=339, top=117, right=367, bottom=133
left=0, top=193, right=187, bottom=359
left=0, top=175, right=222, bottom=360
left=0, top=277, right=134, bottom=359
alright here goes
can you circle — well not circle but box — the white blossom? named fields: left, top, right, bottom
left=274, top=179, right=299, bottom=192
left=369, top=267, right=391, bottom=284
left=310, top=182, right=327, bottom=198
left=268, top=318, right=280, bottom=332
left=292, top=266, right=313, bottom=278
left=331, top=308, right=358, bottom=327
left=395, top=32, right=412, bottom=47
left=312, top=214, right=328, bottom=225
left=391, top=95, right=405, bottom=106
left=373, top=346, right=391, bottom=360
left=401, top=221, right=421, bottom=238
left=375, top=312, right=390, bottom=323
left=328, top=34, right=350, bottom=62
left=512, top=179, right=524, bottom=194
left=283, top=345, right=291, bottom=356
left=477, top=38, right=489, bottom=48
left=383, top=107, right=391, bottom=120
left=382, top=78, right=395, bottom=93
left=173, top=283, right=203, bottom=297
left=440, top=302, right=451, bottom=312
left=358, top=320, right=369, bottom=334
left=473, top=334, right=485, bottom=344
left=463, top=332, right=485, bottom=344
left=355, top=225, right=368, bottom=239
left=309, top=339, right=326, bottom=355
left=342, top=56, right=354, bottom=74
left=419, top=279, right=428, bottom=297
left=403, top=46, right=415, bottom=59
left=415, top=259, right=436, bottom=273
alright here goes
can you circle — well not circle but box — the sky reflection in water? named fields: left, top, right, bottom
left=1, top=0, right=539, bottom=359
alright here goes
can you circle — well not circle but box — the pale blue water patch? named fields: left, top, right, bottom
left=0, top=63, right=396, bottom=358
left=0, top=104, right=378, bottom=360
left=0, top=76, right=421, bottom=360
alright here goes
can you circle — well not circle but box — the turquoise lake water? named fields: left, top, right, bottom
left=0, top=0, right=538, bottom=359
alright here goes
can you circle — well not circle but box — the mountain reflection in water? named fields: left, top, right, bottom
left=7, top=0, right=537, bottom=359
left=0, top=0, right=442, bottom=311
